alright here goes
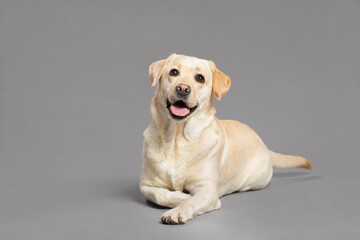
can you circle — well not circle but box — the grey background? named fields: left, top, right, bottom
left=1, top=0, right=359, bottom=239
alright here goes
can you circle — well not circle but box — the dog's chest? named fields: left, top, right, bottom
left=162, top=154, right=188, bottom=191
left=145, top=136, right=196, bottom=191
left=158, top=150, right=193, bottom=190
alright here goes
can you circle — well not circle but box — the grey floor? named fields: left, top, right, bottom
left=1, top=1, right=359, bottom=239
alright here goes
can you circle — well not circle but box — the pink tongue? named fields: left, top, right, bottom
left=170, top=105, right=190, bottom=117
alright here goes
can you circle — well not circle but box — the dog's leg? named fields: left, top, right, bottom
left=161, top=183, right=221, bottom=224
left=140, top=185, right=191, bottom=208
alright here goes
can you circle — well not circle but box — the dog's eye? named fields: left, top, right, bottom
left=195, top=74, right=205, bottom=83
left=169, top=69, right=179, bottom=76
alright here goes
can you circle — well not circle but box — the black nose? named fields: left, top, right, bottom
left=175, top=83, right=191, bottom=97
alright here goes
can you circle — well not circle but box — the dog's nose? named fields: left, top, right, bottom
left=175, top=83, right=191, bottom=97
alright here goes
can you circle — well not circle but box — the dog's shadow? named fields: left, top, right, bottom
left=272, top=171, right=321, bottom=182
left=120, top=181, right=169, bottom=209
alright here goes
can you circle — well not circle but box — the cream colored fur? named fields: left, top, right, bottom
left=140, top=54, right=311, bottom=224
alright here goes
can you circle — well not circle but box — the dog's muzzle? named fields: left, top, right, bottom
left=166, top=99, right=197, bottom=120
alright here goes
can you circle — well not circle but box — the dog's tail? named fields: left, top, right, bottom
left=269, top=151, right=312, bottom=169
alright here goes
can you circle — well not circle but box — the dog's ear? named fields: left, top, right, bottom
left=149, top=54, right=175, bottom=87
left=209, top=61, right=231, bottom=100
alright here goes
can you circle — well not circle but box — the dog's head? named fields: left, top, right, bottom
left=149, top=54, right=231, bottom=121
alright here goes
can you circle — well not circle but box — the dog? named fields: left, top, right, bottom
left=140, top=53, right=311, bottom=224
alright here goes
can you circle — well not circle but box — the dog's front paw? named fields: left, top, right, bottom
left=161, top=207, right=192, bottom=224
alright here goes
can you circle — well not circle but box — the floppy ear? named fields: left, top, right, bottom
left=209, top=61, right=231, bottom=100
left=148, top=54, right=175, bottom=88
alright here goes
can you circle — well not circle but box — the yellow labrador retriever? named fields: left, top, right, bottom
left=140, top=53, right=311, bottom=224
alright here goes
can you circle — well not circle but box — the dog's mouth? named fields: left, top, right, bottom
left=166, top=99, right=197, bottom=120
